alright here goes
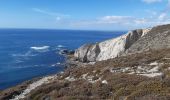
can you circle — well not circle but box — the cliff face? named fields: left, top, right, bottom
left=75, top=24, right=170, bottom=62
left=74, top=28, right=151, bottom=62
left=126, top=24, right=170, bottom=54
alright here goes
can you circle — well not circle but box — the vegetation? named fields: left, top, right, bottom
left=1, top=49, right=170, bottom=100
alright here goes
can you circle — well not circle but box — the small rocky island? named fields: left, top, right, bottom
left=1, top=24, right=170, bottom=100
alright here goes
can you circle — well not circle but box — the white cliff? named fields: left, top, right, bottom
left=74, top=28, right=151, bottom=62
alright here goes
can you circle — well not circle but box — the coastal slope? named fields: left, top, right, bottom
left=1, top=24, right=170, bottom=100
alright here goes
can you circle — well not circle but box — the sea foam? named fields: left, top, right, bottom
left=30, top=46, right=50, bottom=52
left=57, top=45, right=65, bottom=48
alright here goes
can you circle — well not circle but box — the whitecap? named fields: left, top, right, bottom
left=55, top=48, right=62, bottom=50
left=51, top=62, right=61, bottom=67
left=57, top=45, right=65, bottom=48
left=57, top=62, right=61, bottom=65
left=30, top=46, right=50, bottom=52
left=14, top=66, right=35, bottom=69
left=51, top=64, right=56, bottom=67
left=15, top=59, right=24, bottom=63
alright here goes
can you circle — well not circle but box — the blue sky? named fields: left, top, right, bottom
left=0, top=0, right=170, bottom=30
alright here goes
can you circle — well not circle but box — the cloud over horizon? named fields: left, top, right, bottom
left=142, top=0, right=162, bottom=4
left=70, top=0, right=170, bottom=30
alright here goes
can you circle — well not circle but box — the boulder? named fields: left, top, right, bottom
left=60, top=49, right=75, bottom=55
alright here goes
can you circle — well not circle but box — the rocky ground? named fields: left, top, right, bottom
left=1, top=48, right=170, bottom=100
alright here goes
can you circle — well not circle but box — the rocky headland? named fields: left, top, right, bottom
left=74, top=24, right=170, bottom=62
left=1, top=24, right=170, bottom=100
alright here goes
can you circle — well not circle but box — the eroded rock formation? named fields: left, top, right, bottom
left=74, top=28, right=151, bottom=62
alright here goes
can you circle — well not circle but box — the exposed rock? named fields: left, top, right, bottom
left=86, top=44, right=101, bottom=62
left=59, top=49, right=75, bottom=55
left=126, top=24, right=170, bottom=54
left=75, top=24, right=170, bottom=62
left=74, top=28, right=151, bottom=62
left=74, top=44, right=95, bottom=62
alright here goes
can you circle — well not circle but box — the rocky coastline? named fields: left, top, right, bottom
left=0, top=49, right=85, bottom=100
left=1, top=24, right=170, bottom=100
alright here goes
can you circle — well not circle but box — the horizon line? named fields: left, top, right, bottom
left=0, top=27, right=128, bottom=32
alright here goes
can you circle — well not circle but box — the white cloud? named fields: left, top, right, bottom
left=32, top=8, right=70, bottom=22
left=98, top=16, right=151, bottom=25
left=72, top=16, right=148, bottom=26
left=70, top=13, right=170, bottom=30
left=142, top=0, right=162, bottom=3
left=56, top=17, right=61, bottom=21
left=134, top=18, right=148, bottom=24
left=32, top=8, right=70, bottom=17
left=98, top=16, right=133, bottom=24
left=158, top=13, right=167, bottom=20
left=157, top=0, right=170, bottom=21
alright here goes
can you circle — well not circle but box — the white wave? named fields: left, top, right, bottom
left=57, top=62, right=61, bottom=65
left=57, top=45, right=65, bottom=48
left=15, top=59, right=24, bottom=63
left=14, top=66, right=35, bottom=69
left=51, top=62, right=61, bottom=67
left=30, top=46, right=50, bottom=52
left=55, top=48, right=62, bottom=50
left=31, top=46, right=50, bottom=50
left=14, top=65, right=44, bottom=69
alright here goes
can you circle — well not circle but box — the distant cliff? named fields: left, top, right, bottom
left=74, top=24, right=170, bottom=62
left=74, top=28, right=151, bottom=62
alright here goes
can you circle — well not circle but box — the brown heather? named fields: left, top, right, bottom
left=1, top=49, right=170, bottom=100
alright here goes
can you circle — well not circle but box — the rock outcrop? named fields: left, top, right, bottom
left=75, top=24, right=170, bottom=62
left=126, top=24, right=170, bottom=54
left=74, top=28, right=151, bottom=62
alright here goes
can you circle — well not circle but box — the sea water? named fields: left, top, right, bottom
left=0, top=29, right=125, bottom=90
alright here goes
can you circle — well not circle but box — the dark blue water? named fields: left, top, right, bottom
left=0, top=29, right=125, bottom=90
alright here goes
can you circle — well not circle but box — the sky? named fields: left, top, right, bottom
left=0, top=0, right=170, bottom=30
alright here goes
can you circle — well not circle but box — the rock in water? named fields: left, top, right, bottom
left=60, top=49, right=75, bottom=55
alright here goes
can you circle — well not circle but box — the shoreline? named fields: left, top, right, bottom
left=0, top=52, right=77, bottom=100
left=0, top=49, right=73, bottom=91
left=10, top=75, right=58, bottom=100
left=0, top=71, right=64, bottom=100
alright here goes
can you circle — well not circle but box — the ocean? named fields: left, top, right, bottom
left=0, top=29, right=125, bottom=90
